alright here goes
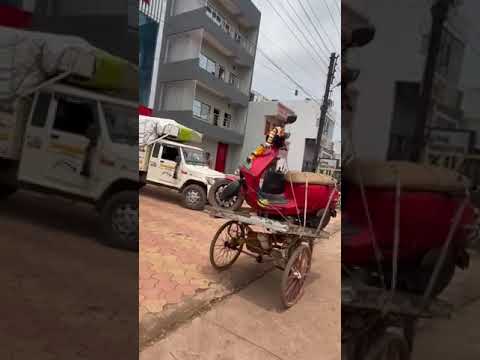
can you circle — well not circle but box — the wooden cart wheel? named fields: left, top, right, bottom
left=281, top=244, right=312, bottom=308
left=209, top=220, right=245, bottom=271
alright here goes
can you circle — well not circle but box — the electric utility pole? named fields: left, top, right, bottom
left=312, top=52, right=338, bottom=172
left=411, top=0, right=455, bottom=162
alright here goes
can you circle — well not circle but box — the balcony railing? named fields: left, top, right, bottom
left=198, top=54, right=245, bottom=94
left=205, top=1, right=255, bottom=55
left=193, top=102, right=236, bottom=130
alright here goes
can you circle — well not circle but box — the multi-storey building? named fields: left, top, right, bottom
left=139, top=0, right=167, bottom=111
left=152, top=0, right=261, bottom=173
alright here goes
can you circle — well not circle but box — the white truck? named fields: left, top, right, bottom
left=0, top=27, right=139, bottom=250
left=139, top=116, right=225, bottom=210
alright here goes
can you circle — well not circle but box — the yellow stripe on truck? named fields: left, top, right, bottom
left=48, top=143, right=85, bottom=157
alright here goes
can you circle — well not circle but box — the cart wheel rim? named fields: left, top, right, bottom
left=282, top=245, right=311, bottom=307
left=210, top=222, right=243, bottom=269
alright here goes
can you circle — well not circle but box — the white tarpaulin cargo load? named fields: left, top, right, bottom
left=0, top=26, right=137, bottom=102
left=139, top=115, right=203, bottom=147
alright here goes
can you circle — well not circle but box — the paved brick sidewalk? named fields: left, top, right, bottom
left=139, top=185, right=340, bottom=346
left=139, top=186, right=273, bottom=345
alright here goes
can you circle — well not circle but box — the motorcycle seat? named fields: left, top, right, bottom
left=286, top=171, right=336, bottom=185
left=344, top=160, right=467, bottom=193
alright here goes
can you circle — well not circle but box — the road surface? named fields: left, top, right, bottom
left=141, top=230, right=341, bottom=360
left=0, top=191, right=137, bottom=359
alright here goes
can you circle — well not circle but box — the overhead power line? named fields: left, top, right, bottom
left=321, top=0, right=341, bottom=36
left=296, top=0, right=336, bottom=53
left=283, top=0, right=331, bottom=56
left=305, top=0, right=338, bottom=51
left=255, top=61, right=298, bottom=93
left=259, top=30, right=327, bottom=85
left=262, top=0, right=329, bottom=69
left=256, top=46, right=322, bottom=106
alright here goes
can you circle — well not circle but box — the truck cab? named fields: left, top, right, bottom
left=0, top=83, right=139, bottom=250
left=141, top=139, right=225, bottom=210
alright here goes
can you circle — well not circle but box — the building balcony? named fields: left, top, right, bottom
left=165, top=7, right=255, bottom=67
left=157, top=59, right=249, bottom=107
left=214, top=0, right=261, bottom=29
left=155, top=110, right=244, bottom=145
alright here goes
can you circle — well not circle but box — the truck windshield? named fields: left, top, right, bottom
left=182, top=148, right=208, bottom=166
left=102, top=103, right=137, bottom=145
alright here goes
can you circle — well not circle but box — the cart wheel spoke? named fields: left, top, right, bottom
left=209, top=221, right=244, bottom=271
left=281, top=244, right=312, bottom=308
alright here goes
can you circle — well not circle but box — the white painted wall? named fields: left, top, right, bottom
left=172, top=0, right=204, bottom=16
left=238, top=101, right=278, bottom=165
left=201, top=41, right=250, bottom=94
left=201, top=137, right=218, bottom=168
left=166, top=30, right=203, bottom=63
left=195, top=86, right=241, bottom=130
left=282, top=100, right=322, bottom=171
left=162, top=80, right=196, bottom=111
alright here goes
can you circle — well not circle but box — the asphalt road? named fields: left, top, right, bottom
left=0, top=191, right=137, bottom=360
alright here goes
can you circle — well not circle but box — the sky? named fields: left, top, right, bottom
left=249, top=0, right=341, bottom=142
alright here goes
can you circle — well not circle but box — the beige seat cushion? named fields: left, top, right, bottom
left=286, top=171, right=336, bottom=185
left=344, top=160, right=467, bottom=192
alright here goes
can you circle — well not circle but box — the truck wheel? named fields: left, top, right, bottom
left=100, top=191, right=138, bottom=251
left=0, top=185, right=17, bottom=199
left=182, top=184, right=207, bottom=210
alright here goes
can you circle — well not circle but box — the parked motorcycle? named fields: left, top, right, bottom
left=208, top=115, right=339, bottom=230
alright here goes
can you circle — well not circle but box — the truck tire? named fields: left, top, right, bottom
left=182, top=184, right=207, bottom=210
left=100, top=190, right=138, bottom=251
left=0, top=185, right=17, bottom=199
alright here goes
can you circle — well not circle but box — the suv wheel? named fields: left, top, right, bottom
left=182, top=184, right=207, bottom=210
left=100, top=190, right=138, bottom=251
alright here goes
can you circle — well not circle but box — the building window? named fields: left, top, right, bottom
left=206, top=2, right=246, bottom=47
left=224, top=21, right=231, bottom=34
left=213, top=108, right=220, bottom=126
left=218, top=65, right=225, bottom=81
left=206, top=4, right=222, bottom=25
left=223, top=112, right=232, bottom=128
left=234, top=32, right=242, bottom=43
left=193, top=99, right=211, bottom=122
left=199, top=53, right=216, bottom=75
left=229, top=73, right=239, bottom=88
